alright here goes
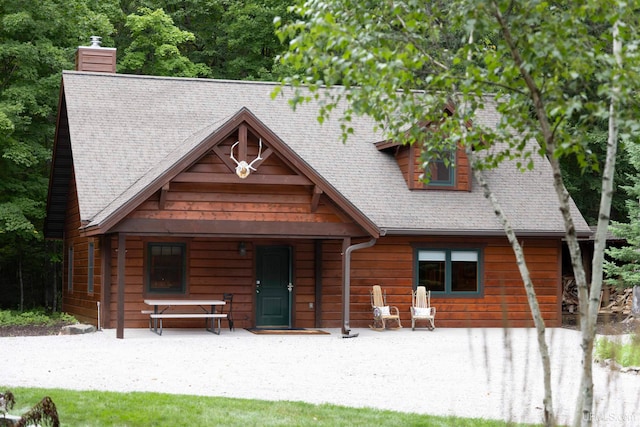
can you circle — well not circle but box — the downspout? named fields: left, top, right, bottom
left=342, top=237, right=377, bottom=338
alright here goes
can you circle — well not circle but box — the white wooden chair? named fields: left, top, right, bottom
left=370, top=285, right=402, bottom=330
left=410, top=286, right=436, bottom=330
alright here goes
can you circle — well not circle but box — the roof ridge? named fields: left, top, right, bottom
left=62, top=70, right=282, bottom=87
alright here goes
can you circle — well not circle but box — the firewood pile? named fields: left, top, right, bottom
left=601, top=287, right=635, bottom=316
left=562, top=276, right=634, bottom=316
left=562, top=276, right=580, bottom=314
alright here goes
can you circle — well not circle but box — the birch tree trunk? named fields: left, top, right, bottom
left=468, top=148, right=556, bottom=426
left=573, top=20, right=621, bottom=427
left=491, top=5, right=623, bottom=425
left=457, top=88, right=555, bottom=423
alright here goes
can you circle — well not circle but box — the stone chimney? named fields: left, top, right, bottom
left=75, top=36, right=116, bottom=73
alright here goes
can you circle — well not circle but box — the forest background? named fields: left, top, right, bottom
left=0, top=0, right=633, bottom=311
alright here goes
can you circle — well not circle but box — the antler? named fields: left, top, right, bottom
left=229, top=139, right=263, bottom=179
left=230, top=141, right=241, bottom=166
left=247, top=138, right=263, bottom=171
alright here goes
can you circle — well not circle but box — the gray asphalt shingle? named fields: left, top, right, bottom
left=61, top=71, right=590, bottom=236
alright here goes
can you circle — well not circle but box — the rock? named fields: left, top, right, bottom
left=60, top=324, right=96, bottom=335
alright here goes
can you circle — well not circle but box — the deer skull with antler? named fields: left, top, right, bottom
left=230, top=138, right=263, bottom=179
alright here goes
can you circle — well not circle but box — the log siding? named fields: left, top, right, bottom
left=59, top=123, right=563, bottom=331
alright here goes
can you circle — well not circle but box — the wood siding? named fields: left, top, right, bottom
left=396, top=144, right=472, bottom=191
left=60, top=126, right=562, bottom=330
left=343, top=236, right=561, bottom=328
left=62, top=171, right=102, bottom=325
left=93, top=234, right=561, bottom=329
left=126, top=135, right=357, bottom=228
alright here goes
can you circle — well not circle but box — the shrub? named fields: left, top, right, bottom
left=0, top=309, right=76, bottom=327
left=595, top=334, right=640, bottom=367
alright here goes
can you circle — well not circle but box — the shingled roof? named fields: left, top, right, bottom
left=46, top=70, right=590, bottom=238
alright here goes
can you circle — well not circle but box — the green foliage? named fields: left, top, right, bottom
left=119, top=7, right=210, bottom=77
left=0, top=309, right=76, bottom=326
left=0, top=1, right=116, bottom=309
left=0, top=1, right=295, bottom=310
left=561, top=129, right=633, bottom=224
left=605, top=142, right=640, bottom=286
left=3, top=387, right=531, bottom=427
left=275, top=1, right=640, bottom=176
left=595, top=335, right=640, bottom=367
left=210, top=0, right=294, bottom=80
left=116, top=1, right=292, bottom=80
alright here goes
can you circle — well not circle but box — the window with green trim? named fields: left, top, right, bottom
left=147, top=243, right=186, bottom=294
left=67, top=245, right=73, bottom=292
left=87, top=241, right=94, bottom=294
left=416, top=248, right=482, bottom=295
left=427, top=150, right=455, bottom=186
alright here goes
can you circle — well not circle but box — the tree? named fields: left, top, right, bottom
left=119, top=7, right=211, bottom=77
left=117, top=0, right=294, bottom=80
left=275, top=1, right=640, bottom=425
left=561, top=129, right=633, bottom=225
left=605, top=141, right=640, bottom=288
left=0, top=0, right=115, bottom=310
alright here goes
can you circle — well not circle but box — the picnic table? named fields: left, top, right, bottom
left=143, top=299, right=226, bottom=335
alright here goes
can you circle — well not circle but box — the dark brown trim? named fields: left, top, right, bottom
left=159, top=183, right=170, bottom=210
left=107, top=218, right=369, bottom=238
left=314, top=240, right=323, bottom=328
left=408, top=143, right=417, bottom=190
left=141, top=238, right=191, bottom=298
left=172, top=172, right=313, bottom=185
left=311, top=186, right=323, bottom=213
left=116, top=233, right=126, bottom=339
left=374, top=140, right=401, bottom=151
left=238, top=124, right=247, bottom=160
left=212, top=145, right=236, bottom=172
left=249, top=147, right=273, bottom=170
left=556, top=239, right=563, bottom=327
left=100, top=235, right=112, bottom=328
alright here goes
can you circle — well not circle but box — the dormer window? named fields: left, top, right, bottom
left=426, top=150, right=455, bottom=187
left=375, top=138, right=470, bottom=191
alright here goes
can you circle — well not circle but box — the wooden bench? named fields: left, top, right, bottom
left=149, top=313, right=227, bottom=335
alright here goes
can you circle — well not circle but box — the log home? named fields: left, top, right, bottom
left=45, top=40, right=591, bottom=337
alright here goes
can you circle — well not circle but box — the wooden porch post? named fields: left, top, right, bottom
left=116, top=233, right=126, bottom=339
left=341, top=238, right=351, bottom=335
left=314, top=240, right=323, bottom=328
left=100, top=235, right=112, bottom=329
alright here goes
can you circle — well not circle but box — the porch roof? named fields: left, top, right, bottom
left=49, top=71, right=590, bottom=238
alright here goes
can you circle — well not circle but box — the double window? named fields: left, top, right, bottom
left=416, top=248, right=482, bottom=296
left=147, top=243, right=186, bottom=294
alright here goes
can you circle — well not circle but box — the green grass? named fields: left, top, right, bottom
left=595, top=334, right=640, bottom=367
left=1, top=387, right=538, bottom=427
left=0, top=309, right=76, bottom=327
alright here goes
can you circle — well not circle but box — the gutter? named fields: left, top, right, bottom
left=380, top=228, right=592, bottom=239
left=342, top=237, right=377, bottom=338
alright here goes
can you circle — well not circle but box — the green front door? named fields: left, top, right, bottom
left=256, top=246, right=291, bottom=327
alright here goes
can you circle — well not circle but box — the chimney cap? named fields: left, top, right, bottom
left=89, top=36, right=102, bottom=47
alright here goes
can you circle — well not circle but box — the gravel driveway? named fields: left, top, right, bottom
left=1, top=327, right=638, bottom=426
